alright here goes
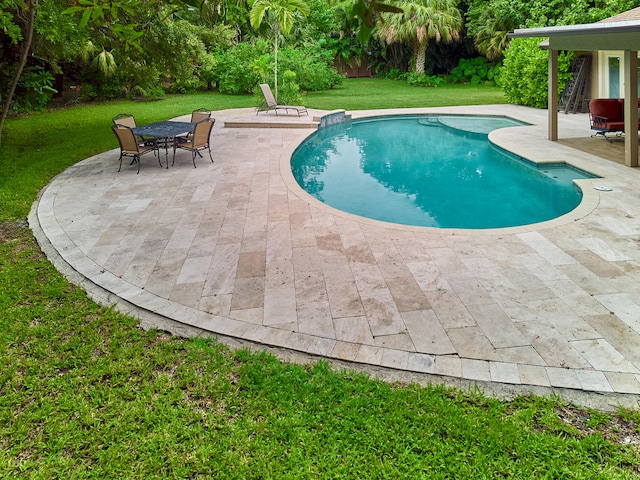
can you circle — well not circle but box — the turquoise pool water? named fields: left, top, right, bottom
left=290, top=115, right=597, bottom=229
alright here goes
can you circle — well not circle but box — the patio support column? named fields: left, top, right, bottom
left=548, top=49, right=558, bottom=141
left=623, top=50, right=638, bottom=167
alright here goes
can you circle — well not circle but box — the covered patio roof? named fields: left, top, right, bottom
left=509, top=8, right=640, bottom=167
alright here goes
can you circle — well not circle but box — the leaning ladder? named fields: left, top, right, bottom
left=559, top=56, right=591, bottom=114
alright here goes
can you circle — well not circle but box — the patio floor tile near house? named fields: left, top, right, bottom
left=31, top=105, right=640, bottom=410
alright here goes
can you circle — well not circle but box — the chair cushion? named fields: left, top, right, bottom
left=589, top=98, right=624, bottom=121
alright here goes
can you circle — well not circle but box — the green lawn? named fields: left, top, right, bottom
left=1, top=80, right=639, bottom=479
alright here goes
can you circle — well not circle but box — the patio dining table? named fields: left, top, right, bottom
left=132, top=121, right=194, bottom=168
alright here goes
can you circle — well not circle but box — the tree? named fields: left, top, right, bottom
left=378, top=0, right=461, bottom=74
left=0, top=0, right=37, bottom=148
left=249, top=0, right=310, bottom=99
left=465, top=0, right=523, bottom=60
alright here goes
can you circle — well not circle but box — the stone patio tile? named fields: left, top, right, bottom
left=407, top=261, right=451, bottom=292
left=169, top=282, right=204, bottom=308
left=321, top=255, right=353, bottom=283
left=468, top=303, right=529, bottom=349
left=380, top=348, right=410, bottom=369
left=426, top=247, right=466, bottom=274
left=355, top=344, right=384, bottom=365
left=501, top=269, right=557, bottom=302
left=556, top=263, right=620, bottom=296
left=230, top=307, right=263, bottom=325
left=407, top=353, right=436, bottom=374
left=518, top=365, right=551, bottom=387
left=199, top=294, right=232, bottom=317
left=176, top=255, right=213, bottom=284
left=516, top=231, right=577, bottom=265
left=333, top=316, right=374, bottom=344
left=263, top=282, right=297, bottom=327
left=202, top=243, right=241, bottom=296
left=459, top=256, right=513, bottom=296
left=497, top=346, right=546, bottom=366
left=546, top=279, right=611, bottom=316
left=374, top=251, right=413, bottom=279
left=584, top=314, right=640, bottom=366
left=575, top=370, right=614, bottom=393
left=423, top=289, right=476, bottom=329
left=448, top=326, right=501, bottom=361
left=435, top=355, right=462, bottom=378
left=236, top=251, right=266, bottom=278
left=301, top=335, right=337, bottom=356
left=576, top=237, right=632, bottom=262
left=489, top=362, right=521, bottom=384
left=524, top=299, right=600, bottom=341
left=570, top=338, right=640, bottom=374
left=546, top=367, right=582, bottom=389
left=353, top=264, right=405, bottom=337
left=331, top=341, right=361, bottom=361
left=594, top=293, right=640, bottom=334
left=326, top=281, right=365, bottom=318
left=461, top=359, right=491, bottom=382
left=297, top=298, right=335, bottom=339
left=230, top=277, right=264, bottom=310
left=514, top=252, right=569, bottom=282
left=517, top=321, right=591, bottom=369
left=444, top=271, right=494, bottom=307
left=374, top=333, right=415, bottom=351
left=293, top=246, right=323, bottom=274
left=260, top=327, right=294, bottom=348
left=566, top=249, right=625, bottom=277
left=386, top=276, right=431, bottom=312
left=402, top=310, right=456, bottom=355
left=604, top=372, right=640, bottom=394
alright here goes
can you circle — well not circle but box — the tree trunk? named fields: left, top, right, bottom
left=0, top=0, right=38, bottom=149
left=274, top=25, right=279, bottom=101
left=415, top=39, right=427, bottom=75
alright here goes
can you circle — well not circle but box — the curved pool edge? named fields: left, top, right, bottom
left=281, top=111, right=604, bottom=236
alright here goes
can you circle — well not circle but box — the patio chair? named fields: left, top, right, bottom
left=190, top=108, right=212, bottom=123
left=112, top=113, right=155, bottom=145
left=112, top=113, right=136, bottom=128
left=174, top=118, right=215, bottom=168
left=112, top=125, right=160, bottom=174
left=177, top=109, right=215, bottom=142
left=256, top=83, right=308, bottom=117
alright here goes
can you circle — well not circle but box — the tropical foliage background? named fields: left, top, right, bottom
left=2, top=0, right=640, bottom=117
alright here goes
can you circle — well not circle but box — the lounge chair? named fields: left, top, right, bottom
left=112, top=125, right=160, bottom=174
left=257, top=83, right=308, bottom=117
left=174, top=118, right=215, bottom=168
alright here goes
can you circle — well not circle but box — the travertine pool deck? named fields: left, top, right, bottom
left=30, top=105, right=640, bottom=410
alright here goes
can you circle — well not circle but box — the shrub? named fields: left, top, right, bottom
left=404, top=72, right=444, bottom=87
left=278, top=45, right=343, bottom=91
left=448, top=57, right=501, bottom=85
left=212, top=41, right=269, bottom=94
left=501, top=37, right=573, bottom=108
left=1, top=65, right=57, bottom=112
left=278, top=70, right=304, bottom=105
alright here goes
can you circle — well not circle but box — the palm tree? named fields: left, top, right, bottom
left=249, top=0, right=310, bottom=100
left=469, top=6, right=524, bottom=61
left=378, top=0, right=462, bottom=74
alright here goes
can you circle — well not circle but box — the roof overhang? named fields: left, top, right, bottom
left=509, top=20, right=640, bottom=50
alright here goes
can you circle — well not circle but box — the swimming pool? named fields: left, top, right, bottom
left=290, top=115, right=597, bottom=229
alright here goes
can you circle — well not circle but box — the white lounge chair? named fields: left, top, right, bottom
left=257, top=83, right=308, bottom=117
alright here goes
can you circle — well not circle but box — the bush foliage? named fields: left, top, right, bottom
left=500, top=38, right=574, bottom=108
